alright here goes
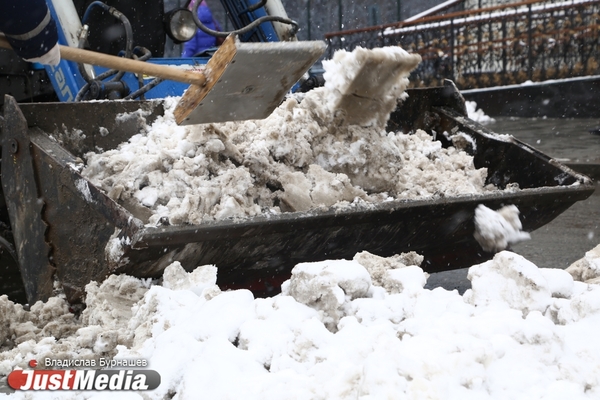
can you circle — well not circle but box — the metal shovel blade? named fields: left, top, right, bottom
left=174, top=36, right=326, bottom=125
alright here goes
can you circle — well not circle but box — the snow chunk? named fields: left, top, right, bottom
left=323, top=45, right=421, bottom=128
left=354, top=251, right=427, bottom=294
left=465, top=101, right=495, bottom=124
left=281, top=259, right=372, bottom=331
left=81, top=274, right=150, bottom=351
left=474, top=204, right=531, bottom=252
left=162, top=261, right=219, bottom=297
left=465, top=251, right=556, bottom=316
left=565, top=243, right=600, bottom=283
left=75, top=178, right=94, bottom=203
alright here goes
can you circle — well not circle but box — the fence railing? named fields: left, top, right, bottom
left=324, top=0, right=600, bottom=89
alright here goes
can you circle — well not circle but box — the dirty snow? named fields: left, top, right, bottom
left=81, top=46, right=500, bottom=227
left=1, top=246, right=600, bottom=398
left=566, top=245, right=600, bottom=284
left=322, top=46, right=421, bottom=127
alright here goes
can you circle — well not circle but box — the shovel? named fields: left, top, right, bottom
left=0, top=34, right=326, bottom=125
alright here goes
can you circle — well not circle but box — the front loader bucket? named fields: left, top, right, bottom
left=0, top=85, right=595, bottom=304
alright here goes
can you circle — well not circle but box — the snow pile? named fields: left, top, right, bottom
left=80, top=46, right=502, bottom=226
left=0, top=297, right=78, bottom=349
left=465, top=251, right=573, bottom=315
left=2, top=248, right=600, bottom=398
left=0, top=276, right=150, bottom=369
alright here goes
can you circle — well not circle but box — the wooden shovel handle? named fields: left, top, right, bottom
left=0, top=34, right=206, bottom=86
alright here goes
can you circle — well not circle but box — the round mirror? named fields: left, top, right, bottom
left=165, top=8, right=197, bottom=43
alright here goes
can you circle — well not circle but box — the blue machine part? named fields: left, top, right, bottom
left=45, top=0, right=96, bottom=101
left=242, top=0, right=280, bottom=42
left=220, top=0, right=280, bottom=43
left=93, top=57, right=211, bottom=99
left=43, top=0, right=283, bottom=102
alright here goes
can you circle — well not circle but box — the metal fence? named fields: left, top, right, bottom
left=325, top=0, right=600, bottom=89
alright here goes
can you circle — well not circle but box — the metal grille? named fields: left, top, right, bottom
left=325, top=0, right=600, bottom=89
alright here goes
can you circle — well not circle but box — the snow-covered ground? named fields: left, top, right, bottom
left=1, top=245, right=600, bottom=399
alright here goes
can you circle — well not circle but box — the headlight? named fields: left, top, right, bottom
left=164, top=8, right=197, bottom=43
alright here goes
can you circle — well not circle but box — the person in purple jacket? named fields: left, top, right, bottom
left=0, top=0, right=61, bottom=65
left=182, top=0, right=221, bottom=57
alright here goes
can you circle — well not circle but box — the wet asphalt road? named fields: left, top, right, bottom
left=426, top=117, right=600, bottom=294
